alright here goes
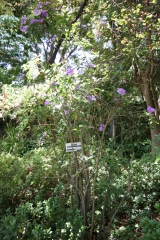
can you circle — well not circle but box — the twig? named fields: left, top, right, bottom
left=47, top=0, right=88, bottom=64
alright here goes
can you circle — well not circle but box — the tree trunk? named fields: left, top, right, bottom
left=142, top=79, right=160, bottom=153
left=151, top=126, right=160, bottom=153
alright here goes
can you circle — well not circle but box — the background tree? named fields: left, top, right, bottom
left=85, top=0, right=160, bottom=151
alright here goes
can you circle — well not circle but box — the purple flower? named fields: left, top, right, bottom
left=19, top=74, right=25, bottom=80
left=75, top=85, right=81, bottom=90
left=30, top=19, right=38, bottom=24
left=37, top=2, right=43, bottom=8
left=117, top=88, right=126, bottom=96
left=20, top=25, right=28, bottom=33
left=44, top=1, right=51, bottom=5
left=88, top=95, right=97, bottom=101
left=44, top=99, right=50, bottom=105
left=147, top=106, right=155, bottom=114
left=26, top=81, right=30, bottom=86
left=114, top=98, right=119, bottom=101
left=88, top=63, right=94, bottom=68
left=51, top=34, right=57, bottom=42
left=64, top=110, right=70, bottom=115
left=99, top=124, right=105, bottom=132
left=52, top=81, right=57, bottom=86
left=41, top=9, right=48, bottom=17
left=78, top=70, right=84, bottom=75
left=21, top=16, right=28, bottom=25
left=30, top=19, right=44, bottom=24
left=65, top=68, right=74, bottom=75
left=34, top=8, right=42, bottom=16
left=37, top=18, right=44, bottom=23
left=42, top=92, right=46, bottom=97
left=88, top=96, right=93, bottom=101
left=40, top=136, right=43, bottom=142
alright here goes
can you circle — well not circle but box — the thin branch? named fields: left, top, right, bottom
left=47, top=0, right=88, bottom=64
left=104, top=166, right=132, bottom=239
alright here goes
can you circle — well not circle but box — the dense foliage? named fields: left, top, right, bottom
left=0, top=0, right=159, bottom=239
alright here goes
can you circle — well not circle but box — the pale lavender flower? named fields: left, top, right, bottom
left=117, top=88, right=126, bottom=96
left=78, top=70, right=84, bottom=75
left=88, top=95, right=97, bottom=101
left=21, top=16, right=28, bottom=25
left=88, top=63, right=94, bottom=68
left=44, top=1, right=51, bottom=5
left=41, top=9, right=48, bottom=17
left=51, top=34, right=57, bottom=42
left=34, top=8, right=42, bottom=16
left=114, top=98, right=119, bottom=101
left=64, top=110, right=70, bottom=115
left=99, top=124, right=105, bottom=132
left=147, top=106, right=155, bottom=114
left=20, top=25, right=28, bottom=33
left=40, top=132, right=47, bottom=142
left=42, top=92, right=46, bottom=97
left=44, top=99, right=50, bottom=105
left=52, top=81, right=57, bottom=86
left=39, top=132, right=47, bottom=142
left=26, top=81, right=30, bottom=86
left=37, top=2, right=43, bottom=8
left=19, top=74, right=25, bottom=80
left=75, top=85, right=81, bottom=90
left=65, top=68, right=74, bottom=75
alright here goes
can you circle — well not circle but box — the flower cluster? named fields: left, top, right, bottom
left=20, top=2, right=50, bottom=33
left=20, top=16, right=28, bottom=33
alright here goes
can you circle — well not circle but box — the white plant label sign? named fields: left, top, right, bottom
left=66, top=142, right=82, bottom=152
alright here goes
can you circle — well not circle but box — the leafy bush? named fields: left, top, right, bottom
left=0, top=199, right=84, bottom=240
left=140, top=217, right=160, bottom=240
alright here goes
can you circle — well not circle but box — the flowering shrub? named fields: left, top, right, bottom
left=20, top=1, right=50, bottom=33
